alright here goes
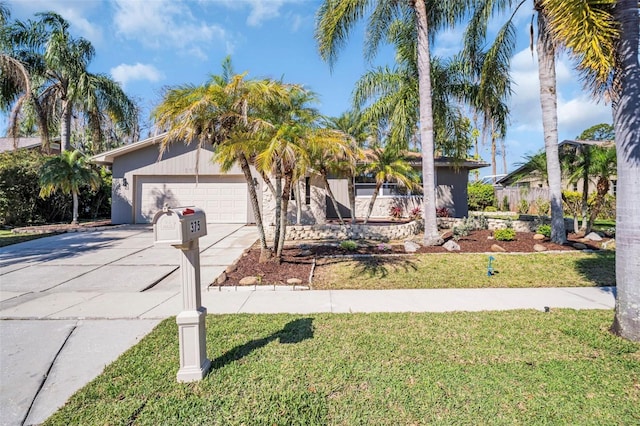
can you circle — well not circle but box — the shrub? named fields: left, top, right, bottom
left=377, top=243, right=391, bottom=252
left=409, top=206, right=422, bottom=220
left=467, top=182, right=496, bottom=211
left=517, top=199, right=530, bottom=214
left=484, top=206, right=497, bottom=212
left=501, top=195, right=510, bottom=211
left=452, top=217, right=475, bottom=241
left=533, top=198, right=550, bottom=216
left=436, top=207, right=450, bottom=217
left=494, top=228, right=516, bottom=241
left=339, top=240, right=358, bottom=251
left=475, top=214, right=489, bottom=230
left=389, top=205, right=403, bottom=219
left=536, top=224, right=551, bottom=238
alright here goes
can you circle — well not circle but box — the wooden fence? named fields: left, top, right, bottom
left=494, top=187, right=550, bottom=213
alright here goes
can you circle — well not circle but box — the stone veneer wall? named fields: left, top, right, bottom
left=265, top=220, right=422, bottom=241
left=436, top=217, right=575, bottom=232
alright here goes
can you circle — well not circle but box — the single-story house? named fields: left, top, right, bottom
left=0, top=137, right=61, bottom=154
left=92, top=134, right=488, bottom=225
left=496, top=139, right=616, bottom=195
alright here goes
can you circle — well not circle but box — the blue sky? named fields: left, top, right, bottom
left=3, top=0, right=612, bottom=176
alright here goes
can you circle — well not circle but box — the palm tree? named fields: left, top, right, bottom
left=463, top=0, right=568, bottom=243
left=3, top=11, right=138, bottom=152
left=610, top=0, right=640, bottom=342
left=255, top=85, right=320, bottom=259
left=154, top=57, right=288, bottom=263
left=540, top=0, right=638, bottom=340
left=308, top=127, right=360, bottom=225
left=39, top=149, right=101, bottom=224
left=324, top=111, right=368, bottom=222
left=316, top=1, right=471, bottom=246
left=360, top=145, right=419, bottom=224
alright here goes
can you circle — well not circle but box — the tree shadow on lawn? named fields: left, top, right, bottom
left=349, top=255, right=418, bottom=279
left=211, top=318, right=314, bottom=370
left=573, top=251, right=616, bottom=288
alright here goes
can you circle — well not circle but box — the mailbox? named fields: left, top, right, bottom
left=153, top=206, right=207, bottom=246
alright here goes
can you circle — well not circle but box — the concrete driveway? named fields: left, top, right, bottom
left=0, top=224, right=257, bottom=319
left=0, top=224, right=257, bottom=426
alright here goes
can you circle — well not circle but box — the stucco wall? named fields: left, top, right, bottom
left=110, top=142, right=257, bottom=224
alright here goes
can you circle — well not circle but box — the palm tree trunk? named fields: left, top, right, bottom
left=580, top=146, right=590, bottom=232
left=364, top=182, right=382, bottom=224
left=323, top=174, right=345, bottom=225
left=295, top=179, right=302, bottom=225
left=272, top=171, right=282, bottom=260
left=347, top=173, right=356, bottom=223
left=71, top=190, right=79, bottom=224
left=491, top=122, right=497, bottom=183
left=61, top=99, right=72, bottom=152
left=536, top=14, right=566, bottom=244
left=277, top=173, right=293, bottom=260
left=612, top=0, right=640, bottom=342
left=238, top=153, right=271, bottom=262
left=415, top=0, right=442, bottom=246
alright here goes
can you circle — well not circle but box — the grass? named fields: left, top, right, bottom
left=313, top=251, right=615, bottom=290
left=0, top=230, right=56, bottom=247
left=44, top=310, right=640, bottom=425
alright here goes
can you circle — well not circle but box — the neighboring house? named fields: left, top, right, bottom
left=0, top=137, right=61, bottom=154
left=92, top=134, right=488, bottom=225
left=496, top=139, right=616, bottom=195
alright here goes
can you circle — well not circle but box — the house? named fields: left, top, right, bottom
left=92, top=134, right=488, bottom=225
left=496, top=139, right=616, bottom=194
left=0, top=137, right=61, bottom=154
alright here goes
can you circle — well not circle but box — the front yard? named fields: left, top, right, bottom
left=313, top=251, right=615, bottom=290
left=44, top=310, right=640, bottom=425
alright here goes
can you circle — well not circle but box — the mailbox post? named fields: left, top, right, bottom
left=153, top=205, right=211, bottom=382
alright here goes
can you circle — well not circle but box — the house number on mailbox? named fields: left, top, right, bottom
left=190, top=220, right=201, bottom=233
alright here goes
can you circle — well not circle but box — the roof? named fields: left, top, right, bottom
left=495, top=139, right=614, bottom=186
left=91, top=133, right=168, bottom=165
left=0, top=137, right=42, bottom=152
left=362, top=149, right=490, bottom=170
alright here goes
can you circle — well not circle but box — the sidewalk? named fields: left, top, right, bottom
left=0, top=225, right=616, bottom=425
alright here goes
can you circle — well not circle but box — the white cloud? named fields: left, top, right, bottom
left=216, top=0, right=301, bottom=27
left=110, top=63, right=164, bottom=88
left=112, top=0, right=231, bottom=58
left=8, top=0, right=103, bottom=44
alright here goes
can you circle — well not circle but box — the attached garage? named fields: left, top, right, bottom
left=135, top=175, right=248, bottom=224
left=92, top=134, right=258, bottom=225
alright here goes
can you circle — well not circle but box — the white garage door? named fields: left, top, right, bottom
left=136, top=175, right=248, bottom=223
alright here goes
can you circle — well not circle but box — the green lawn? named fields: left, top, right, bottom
left=45, top=311, right=640, bottom=425
left=0, top=230, right=56, bottom=247
left=313, top=251, right=615, bottom=290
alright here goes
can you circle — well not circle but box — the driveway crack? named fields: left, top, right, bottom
left=22, top=322, right=77, bottom=426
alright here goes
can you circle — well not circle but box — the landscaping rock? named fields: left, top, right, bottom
left=443, top=240, right=460, bottom=251
left=225, top=263, right=237, bottom=274
left=533, top=234, right=546, bottom=240
left=287, top=278, right=303, bottom=285
left=491, top=244, right=506, bottom=252
left=298, top=243, right=312, bottom=250
left=602, top=239, right=616, bottom=250
left=298, top=249, right=313, bottom=257
left=216, top=272, right=227, bottom=285
left=533, top=244, right=547, bottom=252
left=404, top=240, right=421, bottom=253
left=584, top=232, right=603, bottom=241
left=572, top=242, right=588, bottom=250
left=239, top=276, right=258, bottom=285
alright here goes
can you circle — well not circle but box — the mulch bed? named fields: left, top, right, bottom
left=218, top=230, right=609, bottom=287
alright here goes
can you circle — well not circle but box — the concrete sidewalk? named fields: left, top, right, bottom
left=0, top=225, right=616, bottom=426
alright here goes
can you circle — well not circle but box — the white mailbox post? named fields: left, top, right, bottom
left=153, top=205, right=211, bottom=382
